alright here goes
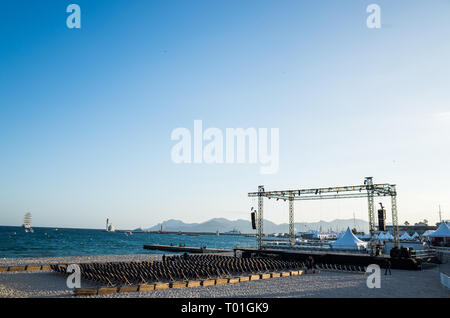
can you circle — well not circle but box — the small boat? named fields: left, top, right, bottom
left=23, top=212, right=34, bottom=233
left=224, top=228, right=241, bottom=235
left=125, top=231, right=133, bottom=236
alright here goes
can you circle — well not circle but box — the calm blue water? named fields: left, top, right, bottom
left=0, top=226, right=257, bottom=259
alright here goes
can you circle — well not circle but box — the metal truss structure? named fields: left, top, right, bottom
left=248, top=177, right=400, bottom=255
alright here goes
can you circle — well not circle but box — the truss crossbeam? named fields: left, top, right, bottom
left=262, top=193, right=392, bottom=201
left=248, top=184, right=393, bottom=198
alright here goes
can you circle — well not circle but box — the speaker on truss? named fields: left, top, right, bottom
left=378, top=208, right=386, bottom=232
left=251, top=212, right=257, bottom=230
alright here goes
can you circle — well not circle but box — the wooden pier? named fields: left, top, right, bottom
left=116, top=230, right=255, bottom=237
left=143, top=244, right=232, bottom=254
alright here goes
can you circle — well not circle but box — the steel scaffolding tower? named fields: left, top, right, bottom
left=289, top=197, right=294, bottom=247
left=248, top=177, right=400, bottom=255
left=391, top=185, right=399, bottom=247
left=365, top=177, right=376, bottom=255
left=257, top=185, right=264, bottom=250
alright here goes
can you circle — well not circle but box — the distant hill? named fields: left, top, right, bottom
left=136, top=218, right=369, bottom=234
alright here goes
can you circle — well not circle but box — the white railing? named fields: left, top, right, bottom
left=411, top=249, right=436, bottom=258
left=432, top=246, right=450, bottom=254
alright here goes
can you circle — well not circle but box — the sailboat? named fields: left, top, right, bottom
left=23, top=212, right=34, bottom=233
left=105, top=218, right=115, bottom=232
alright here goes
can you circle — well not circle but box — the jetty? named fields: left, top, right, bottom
left=117, top=230, right=255, bottom=237
left=143, top=244, right=231, bottom=254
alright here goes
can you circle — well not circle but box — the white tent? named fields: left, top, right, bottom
left=381, top=232, right=394, bottom=240
left=331, top=227, right=368, bottom=250
left=386, top=232, right=394, bottom=240
left=429, top=221, right=450, bottom=238
left=400, top=232, right=412, bottom=240
left=422, top=230, right=434, bottom=237
left=411, top=232, right=420, bottom=239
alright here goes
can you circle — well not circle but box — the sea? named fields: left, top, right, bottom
left=0, top=226, right=257, bottom=259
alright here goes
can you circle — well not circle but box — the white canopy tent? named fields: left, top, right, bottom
left=429, top=221, right=450, bottom=238
left=377, top=232, right=394, bottom=241
left=400, top=232, right=412, bottom=240
left=429, top=221, right=450, bottom=247
left=384, top=232, right=394, bottom=240
left=331, top=227, right=368, bottom=250
left=411, top=232, right=420, bottom=239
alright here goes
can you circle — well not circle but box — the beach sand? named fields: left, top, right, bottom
left=1, top=255, right=449, bottom=298
left=0, top=253, right=165, bottom=267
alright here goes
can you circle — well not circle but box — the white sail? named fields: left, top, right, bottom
left=23, top=212, right=34, bottom=232
left=106, top=218, right=115, bottom=232
left=23, top=212, right=32, bottom=228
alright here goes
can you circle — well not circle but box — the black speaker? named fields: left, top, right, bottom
left=251, top=212, right=257, bottom=230
left=378, top=208, right=386, bottom=231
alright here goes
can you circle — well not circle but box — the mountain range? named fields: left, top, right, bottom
left=135, top=218, right=369, bottom=234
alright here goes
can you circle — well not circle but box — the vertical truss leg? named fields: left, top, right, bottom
left=289, top=197, right=294, bottom=247
left=258, top=185, right=264, bottom=250
left=365, top=177, right=376, bottom=256
left=391, top=186, right=400, bottom=249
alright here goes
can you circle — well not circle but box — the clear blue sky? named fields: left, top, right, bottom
left=0, top=0, right=449, bottom=229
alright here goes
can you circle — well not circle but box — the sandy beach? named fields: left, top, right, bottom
left=0, top=253, right=165, bottom=267
left=1, top=254, right=448, bottom=298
